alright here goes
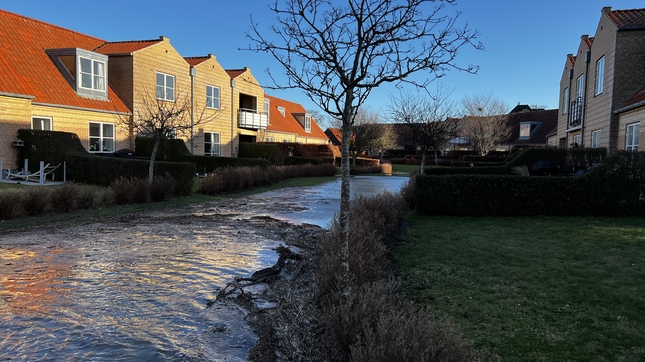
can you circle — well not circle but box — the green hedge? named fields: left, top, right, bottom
left=284, top=156, right=323, bottom=165
left=16, top=130, right=195, bottom=195
left=238, top=142, right=284, bottom=165
left=135, top=137, right=269, bottom=173
left=415, top=152, right=644, bottom=216
left=424, top=147, right=608, bottom=176
left=67, top=154, right=195, bottom=196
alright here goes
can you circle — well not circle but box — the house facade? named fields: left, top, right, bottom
left=556, top=7, right=645, bottom=151
left=263, top=95, right=328, bottom=144
left=1, top=9, right=321, bottom=169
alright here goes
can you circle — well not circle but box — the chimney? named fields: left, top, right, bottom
left=602, top=7, right=612, bottom=15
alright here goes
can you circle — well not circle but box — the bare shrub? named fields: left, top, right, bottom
left=150, top=173, right=177, bottom=202
left=380, top=163, right=392, bottom=175
left=110, top=177, right=150, bottom=204
left=49, top=183, right=79, bottom=213
left=401, top=173, right=418, bottom=209
left=23, top=188, right=49, bottom=216
left=0, top=190, right=24, bottom=219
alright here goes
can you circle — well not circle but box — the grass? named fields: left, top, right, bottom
left=393, top=214, right=645, bottom=361
left=391, top=163, right=420, bottom=175
left=0, top=176, right=336, bottom=232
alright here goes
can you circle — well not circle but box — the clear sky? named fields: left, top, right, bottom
left=2, top=0, right=644, bottom=117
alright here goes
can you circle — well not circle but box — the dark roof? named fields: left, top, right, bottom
left=510, top=104, right=532, bottom=113
left=607, top=8, right=645, bottom=29
left=506, top=109, right=558, bottom=145
left=325, top=128, right=343, bottom=146
left=616, top=84, right=645, bottom=113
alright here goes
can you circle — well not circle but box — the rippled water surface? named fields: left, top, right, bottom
left=0, top=175, right=408, bottom=361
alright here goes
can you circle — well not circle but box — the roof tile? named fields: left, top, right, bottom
left=607, top=8, right=645, bottom=29
left=265, top=94, right=328, bottom=140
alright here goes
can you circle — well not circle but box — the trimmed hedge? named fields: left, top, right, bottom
left=415, top=151, right=644, bottom=216
left=424, top=147, right=607, bottom=176
left=16, top=130, right=195, bottom=195
left=67, top=154, right=195, bottom=196
left=135, top=137, right=269, bottom=173
left=238, top=142, right=284, bottom=165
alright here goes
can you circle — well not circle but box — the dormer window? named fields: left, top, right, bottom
left=277, top=106, right=286, bottom=117
left=294, top=112, right=312, bottom=133
left=304, top=114, right=311, bottom=133
left=519, top=122, right=540, bottom=139
left=46, top=48, right=109, bottom=100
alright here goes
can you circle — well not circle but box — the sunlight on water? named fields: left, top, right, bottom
left=0, top=175, right=407, bottom=361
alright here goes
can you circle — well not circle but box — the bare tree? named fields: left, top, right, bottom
left=372, top=124, right=398, bottom=163
left=350, top=108, right=382, bottom=166
left=389, top=87, right=459, bottom=174
left=461, top=93, right=511, bottom=156
left=248, top=0, right=481, bottom=297
left=117, top=90, right=217, bottom=184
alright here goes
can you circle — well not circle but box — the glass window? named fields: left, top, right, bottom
left=264, top=98, right=270, bottom=124
left=204, top=132, right=220, bottom=156
left=572, top=134, right=581, bottom=148
left=562, top=87, right=569, bottom=115
left=626, top=123, right=639, bottom=152
left=265, top=136, right=275, bottom=142
left=519, top=123, right=532, bottom=139
left=576, top=75, right=584, bottom=100
left=79, top=56, right=106, bottom=92
left=591, top=130, right=601, bottom=148
left=277, top=106, right=286, bottom=117
left=88, top=122, right=115, bottom=152
left=595, top=56, right=605, bottom=96
left=156, top=72, right=175, bottom=101
left=206, top=85, right=220, bottom=109
left=304, top=114, right=311, bottom=132
left=32, top=117, right=52, bottom=131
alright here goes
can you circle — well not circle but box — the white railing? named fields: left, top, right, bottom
left=238, top=108, right=268, bottom=129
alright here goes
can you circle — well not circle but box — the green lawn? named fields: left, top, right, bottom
left=394, top=215, right=645, bottom=361
left=391, top=163, right=420, bottom=175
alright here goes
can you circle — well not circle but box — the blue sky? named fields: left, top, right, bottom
left=3, top=0, right=644, bottom=116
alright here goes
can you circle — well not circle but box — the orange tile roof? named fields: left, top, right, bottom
left=185, top=56, right=210, bottom=67
left=583, top=36, right=594, bottom=48
left=225, top=68, right=247, bottom=79
left=94, top=39, right=162, bottom=55
left=0, top=10, right=129, bottom=113
left=607, top=8, right=645, bottom=29
left=265, top=94, right=328, bottom=140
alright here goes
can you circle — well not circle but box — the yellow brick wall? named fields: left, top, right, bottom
left=231, top=69, right=265, bottom=155
left=262, top=130, right=329, bottom=144
left=617, top=108, right=644, bottom=151
left=0, top=95, right=32, bottom=168
left=192, top=56, right=233, bottom=157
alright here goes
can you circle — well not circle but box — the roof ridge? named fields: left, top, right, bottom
left=0, top=9, right=106, bottom=43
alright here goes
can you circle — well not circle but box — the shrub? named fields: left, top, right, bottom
left=23, top=188, right=49, bottom=216
left=0, top=190, right=24, bottom=219
left=49, top=183, right=80, bottom=213
left=149, top=174, right=177, bottom=202
left=110, top=177, right=150, bottom=204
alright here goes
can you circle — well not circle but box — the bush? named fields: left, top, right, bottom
left=149, top=174, right=177, bottom=202
left=49, top=183, right=80, bottom=213
left=110, top=177, right=150, bottom=204
left=23, top=188, right=49, bottom=216
left=0, top=190, right=24, bottom=219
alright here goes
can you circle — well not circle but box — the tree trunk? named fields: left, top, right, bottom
left=420, top=150, right=427, bottom=176
left=339, top=124, right=351, bottom=300
left=148, top=137, right=161, bottom=185
left=434, top=149, right=439, bottom=165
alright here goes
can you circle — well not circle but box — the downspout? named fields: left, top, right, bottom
left=581, top=50, right=591, bottom=147
left=231, top=79, right=236, bottom=157
left=190, top=67, right=196, bottom=155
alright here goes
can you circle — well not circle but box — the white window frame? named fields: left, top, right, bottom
left=576, top=75, right=585, bottom=101
left=595, top=56, right=605, bottom=96
left=626, top=123, right=639, bottom=152
left=304, top=114, right=311, bottom=133
left=265, top=136, right=275, bottom=142
left=572, top=134, right=581, bottom=148
left=264, top=98, right=270, bottom=124
left=88, top=121, right=115, bottom=153
left=562, top=87, right=569, bottom=115
left=204, top=132, right=221, bottom=156
left=79, top=56, right=106, bottom=92
left=277, top=106, right=286, bottom=117
left=519, top=123, right=532, bottom=139
left=156, top=72, right=175, bottom=101
left=591, top=130, right=601, bottom=148
left=206, top=85, right=220, bottom=109
left=32, top=116, right=52, bottom=131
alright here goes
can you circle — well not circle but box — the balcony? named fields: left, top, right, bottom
left=238, top=108, right=268, bottom=129
left=569, top=97, right=582, bottom=127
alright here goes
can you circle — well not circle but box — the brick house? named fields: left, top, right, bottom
left=556, top=6, right=645, bottom=151
left=263, top=94, right=328, bottom=144
left=0, top=9, right=281, bottom=168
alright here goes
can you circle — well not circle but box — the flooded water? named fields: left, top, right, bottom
left=0, top=175, right=408, bottom=361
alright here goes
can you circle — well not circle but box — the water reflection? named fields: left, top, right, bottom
left=0, top=175, right=407, bottom=361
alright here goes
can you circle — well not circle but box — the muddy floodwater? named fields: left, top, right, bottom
left=0, top=175, right=408, bottom=361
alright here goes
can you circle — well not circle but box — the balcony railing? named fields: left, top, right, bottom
left=238, top=108, right=268, bottom=129
left=569, top=97, right=582, bottom=127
